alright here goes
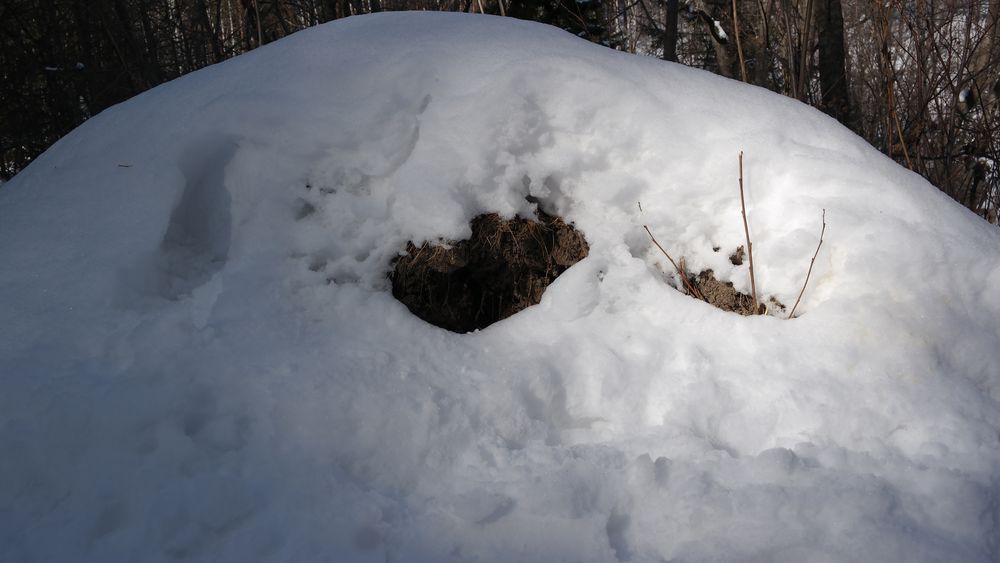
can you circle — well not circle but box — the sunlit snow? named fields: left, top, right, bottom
left=2, top=12, right=999, bottom=563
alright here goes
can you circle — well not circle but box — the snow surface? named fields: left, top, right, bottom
left=2, top=12, right=1000, bottom=563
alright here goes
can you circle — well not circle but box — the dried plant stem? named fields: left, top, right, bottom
left=643, top=225, right=704, bottom=300
left=732, top=0, right=748, bottom=82
left=738, top=151, right=758, bottom=312
left=787, top=209, right=826, bottom=319
left=890, top=86, right=914, bottom=169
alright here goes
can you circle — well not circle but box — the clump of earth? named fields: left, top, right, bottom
left=390, top=210, right=589, bottom=332
left=667, top=245, right=785, bottom=316
left=688, top=269, right=781, bottom=316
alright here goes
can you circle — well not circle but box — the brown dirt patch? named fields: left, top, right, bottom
left=689, top=269, right=761, bottom=315
left=729, top=245, right=745, bottom=266
left=685, top=268, right=785, bottom=316
left=390, top=210, right=589, bottom=332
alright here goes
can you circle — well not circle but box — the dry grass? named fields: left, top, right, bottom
left=390, top=211, right=589, bottom=332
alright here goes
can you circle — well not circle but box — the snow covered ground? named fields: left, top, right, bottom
left=2, top=12, right=999, bottom=563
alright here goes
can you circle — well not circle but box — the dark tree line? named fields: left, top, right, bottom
left=1, top=0, right=390, bottom=180
left=2, top=1, right=998, bottom=223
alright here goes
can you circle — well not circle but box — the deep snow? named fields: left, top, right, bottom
left=2, top=12, right=1000, bottom=563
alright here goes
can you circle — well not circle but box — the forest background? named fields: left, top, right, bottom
left=2, top=0, right=998, bottom=224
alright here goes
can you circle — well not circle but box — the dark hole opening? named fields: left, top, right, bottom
left=390, top=210, right=589, bottom=332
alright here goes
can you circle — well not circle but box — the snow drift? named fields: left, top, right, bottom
left=2, top=12, right=999, bottom=563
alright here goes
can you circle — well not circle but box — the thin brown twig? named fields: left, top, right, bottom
left=787, top=209, right=826, bottom=319
left=732, top=0, right=748, bottom=82
left=737, top=151, right=759, bottom=313
left=891, top=96, right=914, bottom=169
left=878, top=2, right=913, bottom=170
left=643, top=225, right=704, bottom=300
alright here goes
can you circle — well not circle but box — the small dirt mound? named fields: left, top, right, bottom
left=390, top=211, right=589, bottom=332
left=689, top=269, right=761, bottom=315
left=686, top=269, right=785, bottom=316
left=729, top=246, right=745, bottom=266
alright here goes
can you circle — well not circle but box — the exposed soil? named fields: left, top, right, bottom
left=729, top=245, right=745, bottom=266
left=689, top=269, right=761, bottom=315
left=390, top=210, right=589, bottom=333
left=685, top=267, right=785, bottom=316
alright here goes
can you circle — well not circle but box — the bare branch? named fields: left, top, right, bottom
left=738, top=151, right=758, bottom=313
left=643, top=225, right=705, bottom=301
left=788, top=209, right=826, bottom=319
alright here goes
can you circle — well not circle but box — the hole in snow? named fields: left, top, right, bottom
left=645, top=237, right=785, bottom=316
left=670, top=265, right=785, bottom=316
left=691, top=269, right=768, bottom=315
left=158, top=137, right=235, bottom=300
left=389, top=209, right=589, bottom=332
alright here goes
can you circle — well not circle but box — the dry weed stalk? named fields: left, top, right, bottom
left=643, top=157, right=826, bottom=319
left=642, top=224, right=704, bottom=300
left=787, top=209, right=826, bottom=319
left=732, top=0, right=748, bottom=83
left=737, top=151, right=759, bottom=312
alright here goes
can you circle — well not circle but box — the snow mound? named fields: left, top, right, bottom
left=2, top=12, right=999, bottom=563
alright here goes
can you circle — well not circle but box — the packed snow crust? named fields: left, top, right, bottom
left=2, top=12, right=1000, bottom=563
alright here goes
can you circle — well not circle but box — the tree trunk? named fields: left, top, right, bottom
left=694, top=0, right=735, bottom=79
left=969, top=0, right=1000, bottom=111
left=814, top=0, right=852, bottom=129
left=662, top=0, right=679, bottom=62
